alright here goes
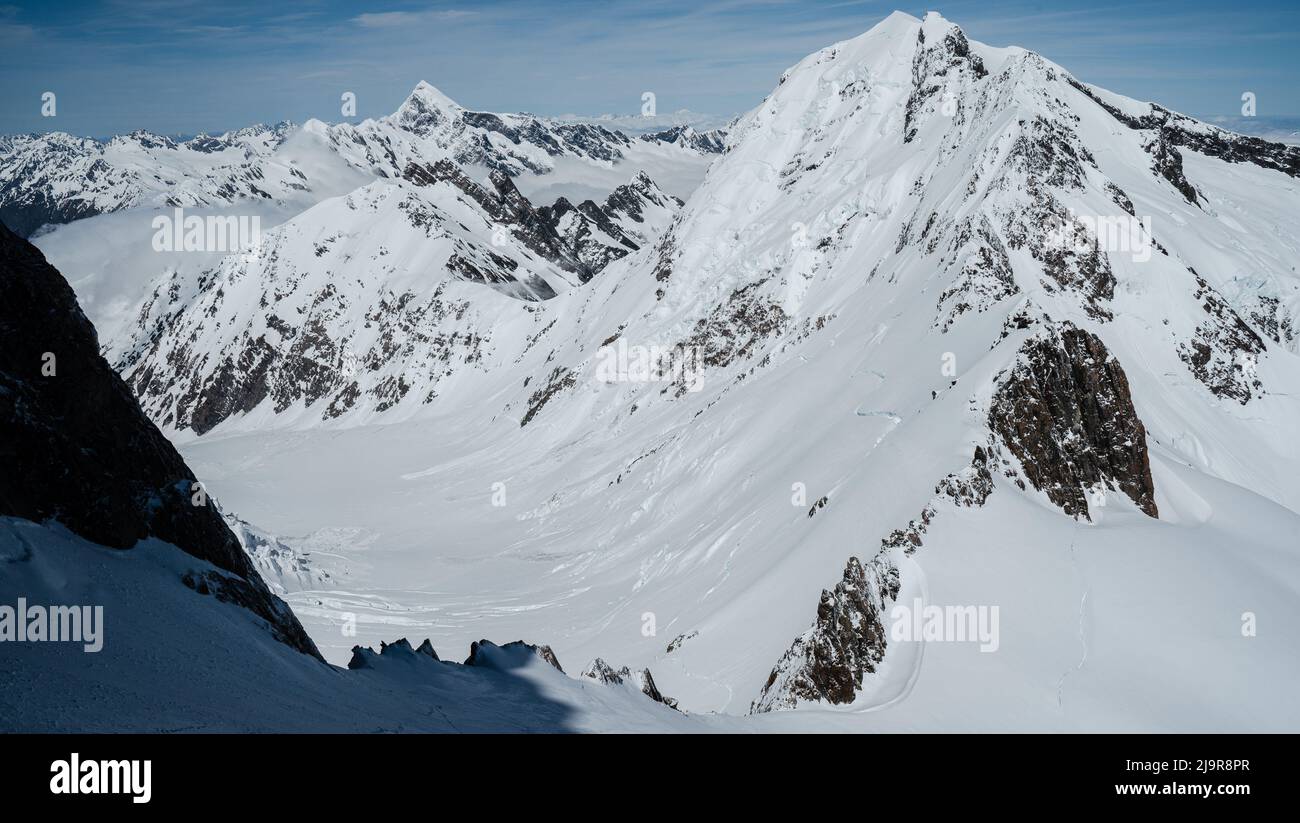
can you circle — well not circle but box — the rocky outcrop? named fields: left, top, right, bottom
left=465, top=639, right=565, bottom=672
left=351, top=636, right=563, bottom=677
left=753, top=555, right=900, bottom=712
left=601, top=172, right=685, bottom=244
left=533, top=173, right=684, bottom=277
left=520, top=366, right=576, bottom=427
left=673, top=281, right=788, bottom=383
left=581, top=658, right=679, bottom=709
left=537, top=197, right=638, bottom=272
left=936, top=214, right=1018, bottom=331
left=1145, top=130, right=1200, bottom=206
left=753, top=443, right=997, bottom=712
left=989, top=324, right=1158, bottom=519
left=638, top=125, right=728, bottom=154
left=1178, top=270, right=1266, bottom=404
left=904, top=16, right=988, bottom=143
left=347, top=637, right=438, bottom=669
left=0, top=223, right=321, bottom=658
left=404, top=159, right=590, bottom=284
left=665, top=631, right=698, bottom=654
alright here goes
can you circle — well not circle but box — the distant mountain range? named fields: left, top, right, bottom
left=0, top=81, right=726, bottom=239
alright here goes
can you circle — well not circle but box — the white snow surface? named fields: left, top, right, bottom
left=8, top=11, right=1300, bottom=731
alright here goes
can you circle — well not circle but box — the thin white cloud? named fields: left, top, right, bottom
left=353, top=9, right=477, bottom=28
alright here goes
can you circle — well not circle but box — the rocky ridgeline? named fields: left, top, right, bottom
left=753, top=448, right=994, bottom=712
left=580, top=658, right=680, bottom=709
left=348, top=637, right=680, bottom=710
left=756, top=321, right=1159, bottom=711
left=537, top=171, right=685, bottom=271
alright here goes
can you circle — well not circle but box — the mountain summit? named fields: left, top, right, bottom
left=6, top=12, right=1300, bottom=732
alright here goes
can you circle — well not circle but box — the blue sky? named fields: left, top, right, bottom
left=1, top=0, right=1297, bottom=136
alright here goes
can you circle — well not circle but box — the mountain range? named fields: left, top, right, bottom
left=2, top=11, right=1298, bottom=732
left=0, top=81, right=724, bottom=239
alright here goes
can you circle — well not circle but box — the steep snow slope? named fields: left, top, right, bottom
left=0, top=518, right=708, bottom=732
left=66, top=12, right=1300, bottom=729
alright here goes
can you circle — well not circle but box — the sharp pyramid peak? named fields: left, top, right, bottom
left=401, top=81, right=463, bottom=113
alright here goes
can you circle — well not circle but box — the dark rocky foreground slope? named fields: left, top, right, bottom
left=0, top=223, right=321, bottom=658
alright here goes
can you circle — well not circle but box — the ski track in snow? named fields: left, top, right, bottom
left=1056, top=529, right=1092, bottom=710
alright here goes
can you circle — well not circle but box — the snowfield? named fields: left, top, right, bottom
left=3, top=11, right=1299, bottom=732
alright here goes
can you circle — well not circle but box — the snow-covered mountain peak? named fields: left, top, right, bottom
left=13, top=12, right=1300, bottom=730
left=392, top=80, right=465, bottom=134
left=406, top=80, right=464, bottom=111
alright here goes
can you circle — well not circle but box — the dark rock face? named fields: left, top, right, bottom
left=754, top=446, right=996, bottom=712
left=465, top=639, right=565, bottom=673
left=674, top=281, right=788, bottom=375
left=1178, top=270, right=1266, bottom=404
left=488, top=169, right=593, bottom=282
left=989, top=324, right=1158, bottom=519
left=0, top=224, right=321, bottom=658
left=1005, top=116, right=1096, bottom=190
left=580, top=658, right=679, bottom=709
left=1245, top=294, right=1295, bottom=348
left=665, top=631, right=697, bottom=654
left=347, top=636, right=438, bottom=669
left=520, top=366, right=576, bottom=427
left=404, top=159, right=592, bottom=283
left=753, top=556, right=900, bottom=712
left=0, top=190, right=99, bottom=238
left=531, top=173, right=683, bottom=277
left=904, top=22, right=988, bottom=143
left=536, top=196, right=638, bottom=272
left=1145, top=131, right=1199, bottom=206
